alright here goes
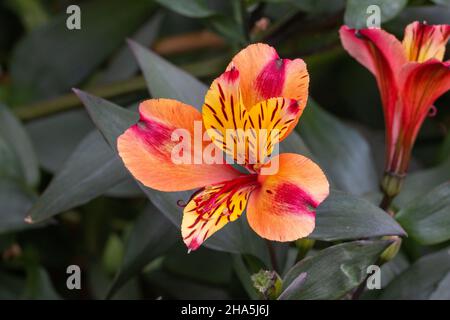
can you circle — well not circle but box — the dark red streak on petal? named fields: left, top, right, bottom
left=255, top=58, right=286, bottom=100
left=131, top=118, right=173, bottom=157
left=274, top=182, right=318, bottom=217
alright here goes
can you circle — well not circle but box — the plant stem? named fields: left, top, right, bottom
left=379, top=193, right=394, bottom=214
left=13, top=76, right=147, bottom=121
left=266, top=240, right=279, bottom=272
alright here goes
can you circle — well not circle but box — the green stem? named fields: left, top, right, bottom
left=266, top=240, right=279, bottom=272
left=14, top=76, right=147, bottom=121
left=13, top=56, right=228, bottom=122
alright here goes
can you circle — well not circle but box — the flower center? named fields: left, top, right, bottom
left=188, top=174, right=259, bottom=221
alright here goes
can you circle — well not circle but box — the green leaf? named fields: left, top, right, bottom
left=0, top=103, right=39, bottom=186
left=4, top=0, right=48, bottom=31
left=155, top=0, right=216, bottom=18
left=289, top=0, right=345, bottom=13
left=344, top=0, right=407, bottom=29
left=278, top=272, right=307, bottom=300
left=107, top=204, right=178, bottom=298
left=396, top=182, right=450, bottom=245
left=24, top=267, right=61, bottom=300
left=311, top=190, right=406, bottom=241
left=380, top=247, right=450, bottom=299
left=395, top=157, right=450, bottom=209
left=438, top=132, right=450, bottom=163
left=98, top=13, right=164, bottom=84
left=282, top=240, right=391, bottom=299
left=0, top=179, right=38, bottom=233
left=299, top=100, right=378, bottom=195
left=164, top=246, right=233, bottom=286
left=27, top=130, right=133, bottom=223
left=232, top=255, right=259, bottom=299
left=0, top=135, right=22, bottom=181
left=26, top=110, right=94, bottom=173
left=145, top=269, right=230, bottom=299
left=388, top=6, right=450, bottom=33
left=129, top=40, right=207, bottom=107
left=431, top=0, right=450, bottom=7
left=10, top=0, right=155, bottom=102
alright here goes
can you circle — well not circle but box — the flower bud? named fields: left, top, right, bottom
left=251, top=270, right=283, bottom=300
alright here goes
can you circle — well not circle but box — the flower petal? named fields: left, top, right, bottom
left=202, top=68, right=251, bottom=164
left=245, top=97, right=302, bottom=164
left=227, top=43, right=309, bottom=113
left=203, top=69, right=301, bottom=165
left=181, top=175, right=258, bottom=251
left=247, top=153, right=329, bottom=242
left=117, top=99, right=241, bottom=192
left=400, top=59, right=450, bottom=142
left=402, top=22, right=450, bottom=62
left=339, top=26, right=406, bottom=153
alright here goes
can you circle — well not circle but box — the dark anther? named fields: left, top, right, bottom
left=177, top=200, right=187, bottom=207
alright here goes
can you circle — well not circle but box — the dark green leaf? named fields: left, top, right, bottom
left=380, top=247, right=450, bottom=299
left=0, top=103, right=39, bottom=186
left=438, top=132, right=450, bottom=163
left=145, top=269, right=230, bottom=299
left=387, top=6, right=450, bottom=33
left=430, top=0, right=450, bottom=7
left=27, top=130, right=132, bottom=223
left=155, top=0, right=216, bottom=18
left=289, top=0, right=345, bottom=13
left=164, top=246, right=233, bottom=286
left=26, top=110, right=93, bottom=173
left=395, top=157, right=450, bottom=208
left=10, top=0, right=155, bottom=101
left=396, top=182, right=450, bottom=245
left=282, top=240, right=391, bottom=299
left=232, top=255, right=259, bottom=299
left=311, top=190, right=406, bottom=241
left=129, top=40, right=207, bottom=107
left=107, top=204, right=177, bottom=299
left=344, top=0, right=407, bottom=29
left=24, top=267, right=61, bottom=300
left=0, top=179, right=38, bottom=233
left=98, top=13, right=164, bottom=84
left=299, top=100, right=378, bottom=195
left=278, top=272, right=307, bottom=300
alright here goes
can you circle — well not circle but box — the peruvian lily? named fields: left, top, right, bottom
left=117, top=44, right=329, bottom=251
left=340, top=22, right=450, bottom=199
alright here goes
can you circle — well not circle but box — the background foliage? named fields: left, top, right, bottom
left=0, top=0, right=449, bottom=299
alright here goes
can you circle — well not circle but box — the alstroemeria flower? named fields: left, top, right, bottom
left=117, top=44, right=329, bottom=251
left=340, top=22, right=450, bottom=197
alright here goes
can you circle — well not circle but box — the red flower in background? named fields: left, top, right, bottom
left=340, top=22, right=450, bottom=199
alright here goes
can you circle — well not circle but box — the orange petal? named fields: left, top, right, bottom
left=181, top=175, right=258, bottom=251
left=402, top=22, right=450, bottom=62
left=202, top=68, right=248, bottom=163
left=399, top=60, right=450, bottom=148
left=203, top=69, right=302, bottom=165
left=227, top=43, right=309, bottom=114
left=339, top=26, right=406, bottom=153
left=245, top=97, right=302, bottom=164
left=247, top=153, right=329, bottom=242
left=117, top=98, right=241, bottom=192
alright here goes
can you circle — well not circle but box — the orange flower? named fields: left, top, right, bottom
left=340, top=22, right=450, bottom=197
left=117, top=44, right=329, bottom=251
